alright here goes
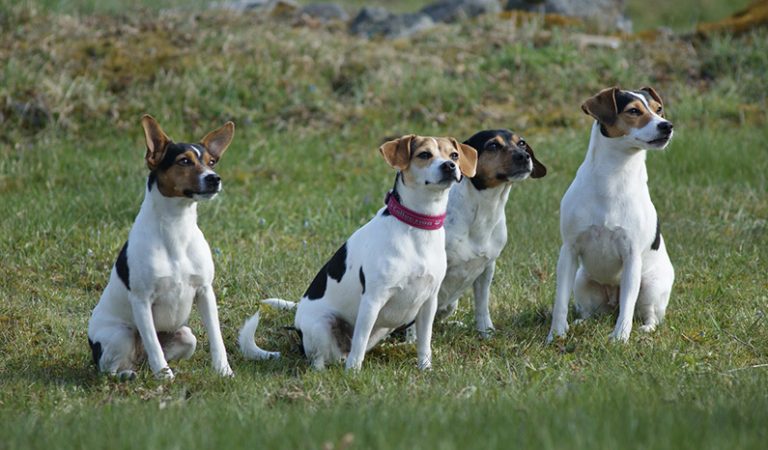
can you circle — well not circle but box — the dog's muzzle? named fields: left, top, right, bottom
left=439, top=161, right=461, bottom=182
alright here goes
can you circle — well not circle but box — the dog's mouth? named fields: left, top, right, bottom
left=647, top=136, right=671, bottom=147
left=183, top=189, right=220, bottom=200
left=500, top=167, right=532, bottom=181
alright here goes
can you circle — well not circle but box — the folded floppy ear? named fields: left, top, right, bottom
left=141, top=114, right=171, bottom=171
left=451, top=138, right=478, bottom=178
left=581, top=87, right=619, bottom=125
left=640, top=86, right=663, bottom=108
left=379, top=134, right=415, bottom=170
left=524, top=144, right=547, bottom=179
left=200, top=121, right=235, bottom=160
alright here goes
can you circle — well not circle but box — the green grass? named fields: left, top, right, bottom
left=1, top=1, right=767, bottom=449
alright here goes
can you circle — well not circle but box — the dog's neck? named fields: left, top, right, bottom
left=586, top=121, right=649, bottom=188
left=393, top=172, right=450, bottom=217
left=461, top=177, right=512, bottom=219
left=137, top=182, right=200, bottom=237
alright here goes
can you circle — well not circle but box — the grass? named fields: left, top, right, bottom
left=1, top=1, right=767, bottom=449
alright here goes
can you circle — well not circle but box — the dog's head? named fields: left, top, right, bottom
left=463, top=129, right=546, bottom=190
left=379, top=135, right=477, bottom=190
left=581, top=86, right=674, bottom=150
left=141, top=115, right=234, bottom=200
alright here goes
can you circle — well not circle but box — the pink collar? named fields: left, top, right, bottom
left=385, top=191, right=446, bottom=231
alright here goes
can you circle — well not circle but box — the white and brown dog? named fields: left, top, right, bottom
left=239, top=135, right=477, bottom=370
left=437, top=129, right=546, bottom=337
left=88, top=115, right=235, bottom=380
left=548, top=86, right=675, bottom=343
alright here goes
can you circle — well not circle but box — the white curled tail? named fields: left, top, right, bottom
left=238, top=312, right=281, bottom=360
left=262, top=298, right=297, bottom=310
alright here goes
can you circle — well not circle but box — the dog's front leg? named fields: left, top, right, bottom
left=345, top=292, right=386, bottom=371
left=196, top=285, right=234, bottom=377
left=473, top=261, right=496, bottom=338
left=129, top=294, right=173, bottom=379
left=610, top=251, right=642, bottom=342
left=415, top=293, right=438, bottom=370
left=548, top=245, right=578, bottom=343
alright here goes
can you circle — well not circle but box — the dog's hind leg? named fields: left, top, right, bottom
left=89, top=324, right=140, bottom=380
left=159, top=326, right=197, bottom=361
left=573, top=268, right=612, bottom=323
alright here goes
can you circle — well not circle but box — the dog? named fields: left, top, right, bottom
left=87, top=115, right=235, bottom=380
left=436, top=129, right=546, bottom=337
left=239, top=135, right=477, bottom=370
left=548, top=86, right=675, bottom=343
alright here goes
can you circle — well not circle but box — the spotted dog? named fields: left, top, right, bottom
left=436, top=129, right=546, bottom=337
left=239, top=135, right=477, bottom=370
left=88, top=115, right=235, bottom=380
left=548, top=86, right=675, bottom=343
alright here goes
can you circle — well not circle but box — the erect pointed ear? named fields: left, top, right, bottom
left=640, top=86, right=663, bottom=108
left=581, top=87, right=619, bottom=125
left=451, top=138, right=477, bottom=178
left=379, top=134, right=415, bottom=170
left=524, top=144, right=547, bottom=179
left=141, top=114, right=171, bottom=170
left=200, top=121, right=235, bottom=160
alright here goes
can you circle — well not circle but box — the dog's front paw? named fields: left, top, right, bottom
left=115, top=370, right=137, bottom=382
left=546, top=322, right=569, bottom=343
left=478, top=327, right=496, bottom=340
left=216, top=364, right=235, bottom=378
left=155, top=366, right=175, bottom=381
left=639, top=324, right=656, bottom=333
left=608, top=328, right=631, bottom=343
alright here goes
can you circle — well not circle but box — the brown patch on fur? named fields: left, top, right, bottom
left=141, top=114, right=171, bottom=170
left=379, top=134, right=415, bottom=171
left=155, top=148, right=209, bottom=198
left=200, top=121, right=235, bottom=160
left=582, top=87, right=664, bottom=138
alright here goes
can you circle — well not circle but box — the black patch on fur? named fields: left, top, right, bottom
left=381, top=208, right=391, bottom=216
left=88, top=338, right=102, bottom=367
left=614, top=90, right=636, bottom=113
left=330, top=316, right=353, bottom=354
left=147, top=172, right=157, bottom=191
left=389, top=319, right=417, bottom=341
left=115, top=241, right=130, bottom=290
left=463, top=129, right=515, bottom=191
left=304, top=243, right=348, bottom=300
left=359, top=266, right=366, bottom=294
left=651, top=218, right=661, bottom=251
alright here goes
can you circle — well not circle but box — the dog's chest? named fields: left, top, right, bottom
left=377, top=267, right=440, bottom=327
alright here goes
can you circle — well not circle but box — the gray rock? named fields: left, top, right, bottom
left=506, top=0, right=632, bottom=32
left=350, top=7, right=435, bottom=39
left=420, top=0, right=503, bottom=23
left=298, top=3, right=349, bottom=22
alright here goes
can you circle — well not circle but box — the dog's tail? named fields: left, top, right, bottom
left=261, top=298, right=297, bottom=310
left=238, top=312, right=281, bottom=360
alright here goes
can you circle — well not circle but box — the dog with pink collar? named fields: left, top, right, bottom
left=239, top=135, right=477, bottom=370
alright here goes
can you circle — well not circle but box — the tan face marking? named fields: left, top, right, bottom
left=155, top=146, right=214, bottom=198
left=582, top=88, right=667, bottom=138
left=379, top=135, right=477, bottom=184
left=473, top=133, right=533, bottom=189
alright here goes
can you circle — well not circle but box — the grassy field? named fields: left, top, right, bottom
left=1, top=1, right=767, bottom=449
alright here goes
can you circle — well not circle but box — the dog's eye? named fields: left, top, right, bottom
left=417, top=152, right=432, bottom=160
left=177, top=158, right=193, bottom=166
left=486, top=141, right=500, bottom=150
left=208, top=158, right=217, bottom=167
left=517, top=139, right=526, bottom=147
left=656, top=107, right=664, bottom=116
left=450, top=152, right=459, bottom=161
left=627, top=107, right=642, bottom=115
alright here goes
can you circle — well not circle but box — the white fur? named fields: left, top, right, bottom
left=88, top=177, right=233, bottom=380
left=548, top=92, right=675, bottom=343
left=437, top=160, right=533, bottom=336
left=240, top=151, right=463, bottom=370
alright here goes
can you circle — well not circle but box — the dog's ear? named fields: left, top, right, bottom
left=640, top=86, right=664, bottom=110
left=141, top=114, right=171, bottom=171
left=200, top=121, right=235, bottom=160
left=450, top=138, right=478, bottom=178
left=379, top=134, right=414, bottom=170
left=523, top=143, right=547, bottom=179
left=581, top=87, right=619, bottom=125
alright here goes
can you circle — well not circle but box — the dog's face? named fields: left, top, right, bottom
left=582, top=86, right=674, bottom=150
left=141, top=115, right=234, bottom=200
left=463, top=129, right=546, bottom=190
left=379, top=135, right=478, bottom=190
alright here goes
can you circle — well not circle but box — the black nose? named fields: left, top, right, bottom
left=512, top=150, right=531, bottom=164
left=658, top=122, right=674, bottom=133
left=204, top=173, right=221, bottom=187
left=441, top=161, right=457, bottom=173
